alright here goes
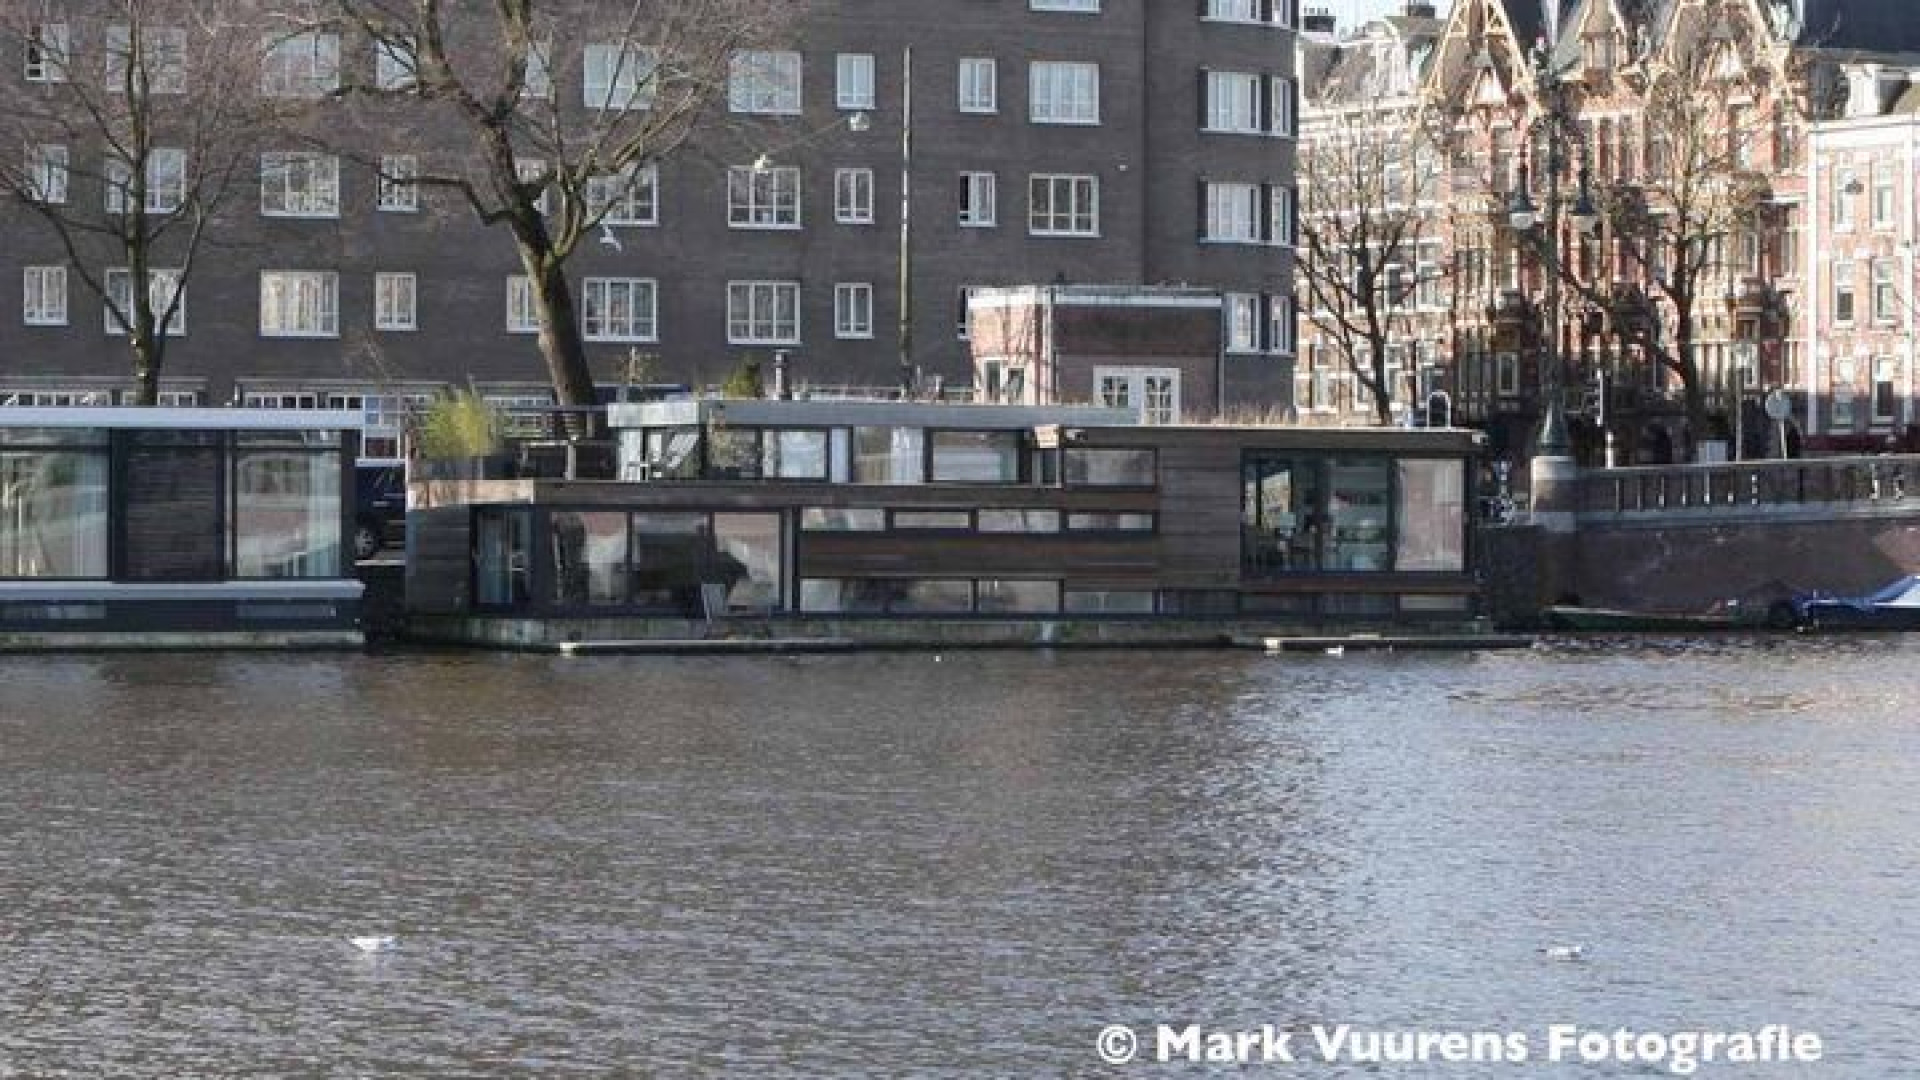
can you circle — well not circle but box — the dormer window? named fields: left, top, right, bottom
left=1582, top=33, right=1614, bottom=74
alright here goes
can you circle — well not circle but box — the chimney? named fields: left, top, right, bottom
left=1403, top=2, right=1437, bottom=16
left=1302, top=8, right=1337, bottom=35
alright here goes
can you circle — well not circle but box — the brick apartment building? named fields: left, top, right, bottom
left=1297, top=0, right=1920, bottom=464
left=0, top=1, right=1299, bottom=450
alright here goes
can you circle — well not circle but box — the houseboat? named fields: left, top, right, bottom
left=404, top=398, right=1486, bottom=650
left=0, top=408, right=363, bottom=648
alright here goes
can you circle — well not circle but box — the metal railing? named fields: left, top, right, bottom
left=1579, top=455, right=1920, bottom=517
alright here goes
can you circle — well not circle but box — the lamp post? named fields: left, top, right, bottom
left=1504, top=46, right=1597, bottom=520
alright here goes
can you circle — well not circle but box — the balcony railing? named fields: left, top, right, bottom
left=1579, top=455, right=1920, bottom=518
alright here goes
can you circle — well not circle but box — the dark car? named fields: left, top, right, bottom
left=354, top=463, right=407, bottom=561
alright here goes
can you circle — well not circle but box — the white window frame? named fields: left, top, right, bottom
left=24, top=266, right=68, bottom=327
left=1205, top=181, right=1261, bottom=244
left=1094, top=366, right=1182, bottom=425
left=104, top=268, right=186, bottom=337
left=583, top=42, right=658, bottom=110
left=506, top=276, right=539, bottom=334
left=105, top=25, right=187, bottom=95
left=581, top=277, right=659, bottom=343
left=727, top=280, right=802, bottom=345
left=260, top=152, right=340, bottom=218
left=259, top=270, right=339, bottom=338
left=1031, top=0, right=1101, bottom=11
left=836, top=53, right=875, bottom=110
left=377, top=154, right=418, bottom=212
left=25, top=23, right=70, bottom=83
left=834, top=168, right=874, bottom=224
left=586, top=163, right=659, bottom=226
left=835, top=282, right=874, bottom=339
left=728, top=166, right=802, bottom=229
left=960, top=171, right=997, bottom=227
left=1029, top=61, right=1100, bottom=125
left=1028, top=174, right=1099, bottom=237
left=261, top=31, right=340, bottom=98
left=959, top=58, right=998, bottom=114
left=729, top=50, right=803, bottom=115
left=375, top=37, right=416, bottom=91
left=1224, top=293, right=1260, bottom=352
left=374, top=272, right=417, bottom=332
left=28, top=145, right=68, bottom=205
left=105, top=148, right=186, bottom=214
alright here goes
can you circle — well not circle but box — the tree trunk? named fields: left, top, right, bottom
left=523, top=249, right=603, bottom=439
left=1673, top=302, right=1709, bottom=461
left=132, top=351, right=160, bottom=406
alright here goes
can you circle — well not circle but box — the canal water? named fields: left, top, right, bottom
left=0, top=639, right=1915, bottom=1077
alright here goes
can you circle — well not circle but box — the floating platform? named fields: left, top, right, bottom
left=1234, top=633, right=1537, bottom=653
left=557, top=638, right=860, bottom=656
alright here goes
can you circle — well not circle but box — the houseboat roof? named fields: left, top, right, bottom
left=608, top=399, right=1136, bottom=430
left=0, top=407, right=364, bottom=431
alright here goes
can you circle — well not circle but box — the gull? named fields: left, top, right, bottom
left=350, top=935, right=397, bottom=953
left=1540, top=944, right=1586, bottom=961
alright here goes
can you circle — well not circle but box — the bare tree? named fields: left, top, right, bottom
left=1296, top=108, right=1452, bottom=425
left=1560, top=24, right=1786, bottom=453
left=0, top=2, right=297, bottom=405
left=322, top=0, right=801, bottom=425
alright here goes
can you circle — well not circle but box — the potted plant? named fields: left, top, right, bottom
left=414, top=390, right=512, bottom=481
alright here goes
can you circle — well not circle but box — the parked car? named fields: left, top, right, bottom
left=354, top=463, right=407, bottom=561
left=1794, top=575, right=1920, bottom=630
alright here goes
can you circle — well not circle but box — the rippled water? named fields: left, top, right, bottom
left=0, top=639, right=1916, bottom=1076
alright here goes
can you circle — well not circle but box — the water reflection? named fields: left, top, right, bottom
left=0, top=642, right=1915, bottom=1074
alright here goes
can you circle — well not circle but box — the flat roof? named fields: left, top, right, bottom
left=610, top=399, right=1134, bottom=430
left=0, top=407, right=365, bottom=430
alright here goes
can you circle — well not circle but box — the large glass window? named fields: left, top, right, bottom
left=713, top=513, right=782, bottom=612
left=631, top=512, right=711, bottom=612
left=1243, top=454, right=1324, bottom=573
left=0, top=434, right=108, bottom=578
left=550, top=511, right=629, bottom=606
left=1064, top=448, right=1155, bottom=487
left=853, top=426, right=924, bottom=484
left=761, top=429, right=829, bottom=480
left=475, top=509, right=532, bottom=607
left=930, top=430, right=1021, bottom=483
left=231, top=434, right=343, bottom=579
left=1394, top=460, right=1466, bottom=572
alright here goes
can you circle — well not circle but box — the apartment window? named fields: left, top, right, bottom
left=728, top=166, right=801, bottom=228
left=836, top=53, right=875, bottom=110
left=1872, top=258, right=1899, bottom=323
left=259, top=271, right=339, bottom=337
left=377, top=154, right=418, bottom=212
left=960, top=172, right=997, bottom=226
left=374, top=272, right=416, bottom=332
left=24, top=267, right=67, bottom=326
left=1873, top=356, right=1900, bottom=423
left=1204, top=71, right=1261, bottom=133
left=729, top=50, right=802, bottom=114
left=1834, top=260, right=1856, bottom=324
left=105, top=25, right=187, bottom=94
left=1833, top=167, right=1858, bottom=230
left=105, top=149, right=186, bottom=214
left=1032, top=0, right=1101, bottom=10
left=1029, top=174, right=1098, bottom=236
left=1225, top=293, right=1259, bottom=352
left=835, top=282, right=874, bottom=339
left=1205, top=0, right=1291, bottom=24
left=1205, top=182, right=1260, bottom=243
left=524, top=40, right=552, bottom=99
left=1872, top=161, right=1897, bottom=230
left=27, top=145, right=68, bottom=205
left=1268, top=294, right=1295, bottom=355
left=835, top=168, right=874, bottom=224
left=375, top=37, right=415, bottom=91
left=586, top=163, right=659, bottom=225
left=584, top=42, right=657, bottom=109
left=506, top=276, right=539, bottom=334
left=25, top=23, right=69, bottom=82
left=1833, top=357, right=1857, bottom=427
left=1273, top=76, right=1295, bottom=135
left=260, top=152, right=340, bottom=217
left=261, top=32, right=340, bottom=97
left=959, top=58, right=997, bottom=113
left=104, top=268, right=185, bottom=336
left=516, top=158, right=549, bottom=214
left=582, top=278, right=658, bottom=342
left=727, top=281, right=801, bottom=344
left=1029, top=61, right=1099, bottom=125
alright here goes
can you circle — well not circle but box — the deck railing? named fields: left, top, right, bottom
left=1578, top=455, right=1920, bottom=517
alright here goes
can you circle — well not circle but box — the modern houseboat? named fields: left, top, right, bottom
left=404, top=398, right=1485, bottom=649
left=0, top=409, right=363, bottom=648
